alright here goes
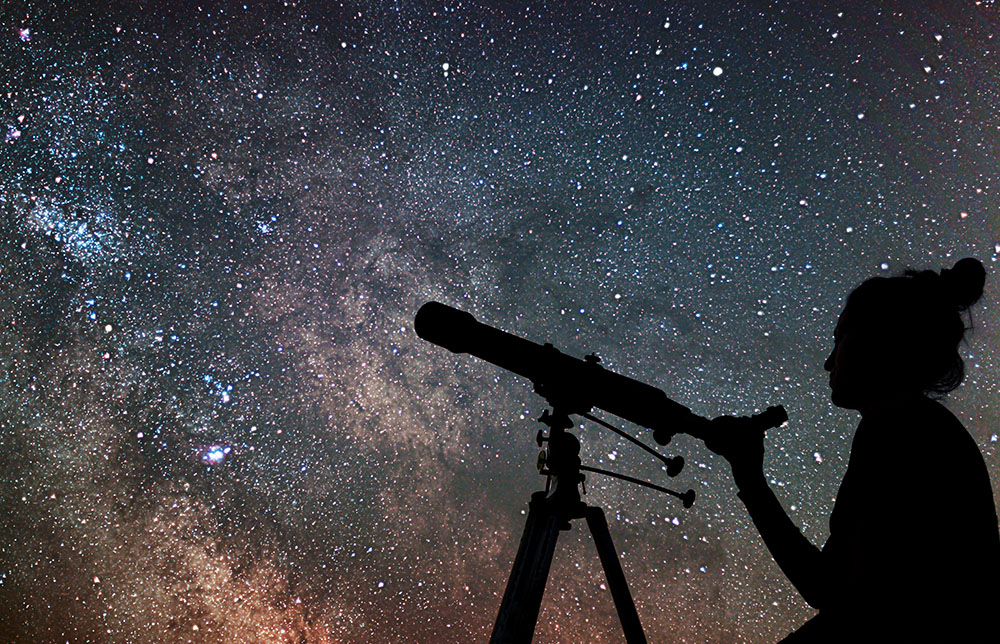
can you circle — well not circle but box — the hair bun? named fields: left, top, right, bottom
left=941, top=257, right=986, bottom=310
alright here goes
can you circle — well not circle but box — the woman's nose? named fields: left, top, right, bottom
left=824, top=350, right=834, bottom=372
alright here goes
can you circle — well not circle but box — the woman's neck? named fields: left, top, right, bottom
left=858, top=389, right=924, bottom=418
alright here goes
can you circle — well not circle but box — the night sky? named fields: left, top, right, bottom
left=2, top=1, right=999, bottom=642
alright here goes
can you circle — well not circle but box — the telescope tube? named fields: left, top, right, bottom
left=414, top=301, right=702, bottom=438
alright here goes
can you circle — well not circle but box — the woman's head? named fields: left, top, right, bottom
left=824, top=257, right=986, bottom=411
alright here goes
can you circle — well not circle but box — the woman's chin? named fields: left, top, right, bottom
left=829, top=388, right=862, bottom=411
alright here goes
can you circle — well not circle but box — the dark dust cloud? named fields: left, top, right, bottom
left=1, top=1, right=999, bottom=642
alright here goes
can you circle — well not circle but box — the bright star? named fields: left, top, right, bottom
left=200, top=445, right=232, bottom=466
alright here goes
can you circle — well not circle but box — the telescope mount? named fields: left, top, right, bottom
left=490, top=406, right=650, bottom=644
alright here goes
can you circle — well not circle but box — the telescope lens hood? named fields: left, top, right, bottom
left=414, top=301, right=478, bottom=354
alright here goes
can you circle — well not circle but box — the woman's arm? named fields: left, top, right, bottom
left=703, top=416, right=828, bottom=608
left=732, top=470, right=827, bottom=608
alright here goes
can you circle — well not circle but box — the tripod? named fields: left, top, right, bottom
left=490, top=408, right=647, bottom=644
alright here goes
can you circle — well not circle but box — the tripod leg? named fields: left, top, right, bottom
left=585, top=506, right=648, bottom=644
left=490, top=491, right=563, bottom=644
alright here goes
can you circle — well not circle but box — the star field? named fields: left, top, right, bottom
left=1, top=1, right=999, bottom=642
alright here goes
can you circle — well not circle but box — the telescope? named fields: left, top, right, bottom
left=415, top=301, right=785, bottom=444
left=415, top=301, right=786, bottom=644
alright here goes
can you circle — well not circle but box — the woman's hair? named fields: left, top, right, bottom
left=844, top=257, right=986, bottom=396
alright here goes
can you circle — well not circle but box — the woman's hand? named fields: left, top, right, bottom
left=702, top=415, right=766, bottom=485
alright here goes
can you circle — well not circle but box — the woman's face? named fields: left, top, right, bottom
left=824, top=309, right=893, bottom=411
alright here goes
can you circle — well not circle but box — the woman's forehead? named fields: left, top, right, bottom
left=834, top=304, right=864, bottom=337
left=835, top=301, right=890, bottom=339
left=834, top=308, right=851, bottom=334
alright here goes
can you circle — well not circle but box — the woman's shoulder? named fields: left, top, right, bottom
left=856, top=395, right=992, bottom=509
left=861, top=394, right=969, bottom=452
left=865, top=393, right=955, bottom=424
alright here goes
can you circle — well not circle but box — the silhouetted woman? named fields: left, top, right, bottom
left=707, top=258, right=1000, bottom=643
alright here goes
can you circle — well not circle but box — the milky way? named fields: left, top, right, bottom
left=2, top=1, right=999, bottom=642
